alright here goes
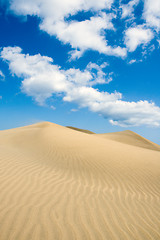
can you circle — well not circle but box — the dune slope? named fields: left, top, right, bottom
left=66, top=126, right=95, bottom=134
left=0, top=122, right=160, bottom=240
left=96, top=130, right=160, bottom=151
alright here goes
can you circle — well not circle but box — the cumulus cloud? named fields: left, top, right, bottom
left=0, top=70, right=5, bottom=81
left=4, top=0, right=127, bottom=58
left=92, top=100, right=160, bottom=127
left=40, top=12, right=127, bottom=58
left=1, top=46, right=160, bottom=127
left=1, top=47, right=68, bottom=105
left=125, top=26, right=154, bottom=52
left=143, top=0, right=160, bottom=31
left=1, top=46, right=112, bottom=105
left=2, top=0, right=160, bottom=61
left=9, top=0, right=113, bottom=18
left=4, top=0, right=160, bottom=58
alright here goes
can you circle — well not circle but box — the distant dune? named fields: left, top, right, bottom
left=0, top=122, right=160, bottom=240
left=96, top=130, right=160, bottom=151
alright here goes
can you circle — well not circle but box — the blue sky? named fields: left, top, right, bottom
left=0, top=0, right=160, bottom=144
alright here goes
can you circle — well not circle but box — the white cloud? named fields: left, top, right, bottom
left=6, top=0, right=127, bottom=58
left=1, top=46, right=160, bottom=127
left=0, top=70, right=5, bottom=81
left=9, top=0, right=113, bottom=18
left=63, top=86, right=121, bottom=107
left=63, top=86, right=160, bottom=127
left=86, top=62, right=113, bottom=84
left=1, top=46, right=68, bottom=105
left=120, top=0, right=140, bottom=19
left=125, top=26, right=154, bottom=52
left=40, top=12, right=127, bottom=58
left=128, top=59, right=136, bottom=64
left=143, top=0, right=160, bottom=31
left=1, top=46, right=112, bottom=105
left=3, top=0, right=160, bottom=58
left=92, top=100, right=160, bottom=127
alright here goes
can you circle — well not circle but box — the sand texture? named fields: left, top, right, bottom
left=0, top=122, right=160, bottom=240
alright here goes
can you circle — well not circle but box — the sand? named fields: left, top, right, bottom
left=0, top=121, right=160, bottom=240
left=66, top=126, right=95, bottom=134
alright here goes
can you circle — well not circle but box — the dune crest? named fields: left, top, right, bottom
left=66, top=126, right=95, bottom=134
left=0, top=122, right=160, bottom=240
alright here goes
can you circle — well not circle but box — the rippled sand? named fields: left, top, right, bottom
left=0, top=122, right=160, bottom=240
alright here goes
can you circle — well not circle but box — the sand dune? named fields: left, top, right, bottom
left=0, top=122, right=160, bottom=240
left=96, top=130, right=160, bottom=151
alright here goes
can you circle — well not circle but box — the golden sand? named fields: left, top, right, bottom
left=0, top=122, right=160, bottom=240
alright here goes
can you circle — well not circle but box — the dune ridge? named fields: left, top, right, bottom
left=0, top=122, right=160, bottom=240
left=66, top=126, right=95, bottom=134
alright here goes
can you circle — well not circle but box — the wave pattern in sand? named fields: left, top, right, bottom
left=0, top=122, right=160, bottom=240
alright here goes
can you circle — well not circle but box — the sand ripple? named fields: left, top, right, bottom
left=0, top=122, right=160, bottom=240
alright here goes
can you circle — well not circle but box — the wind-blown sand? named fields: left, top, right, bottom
left=0, top=122, right=160, bottom=240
